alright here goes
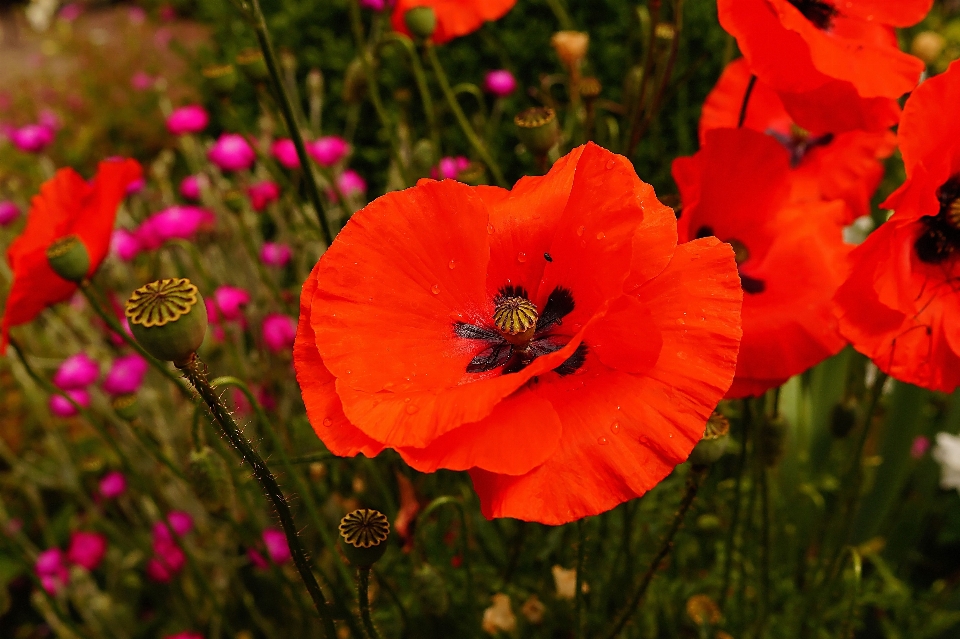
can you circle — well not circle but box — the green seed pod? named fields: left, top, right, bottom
left=413, top=563, right=450, bottom=616
left=689, top=411, right=730, bottom=467
left=236, top=48, right=269, bottom=82
left=457, top=161, right=487, bottom=186
left=339, top=509, right=390, bottom=567
left=46, top=235, right=90, bottom=283
left=111, top=394, right=139, bottom=422
left=404, top=7, right=436, bottom=40
left=187, top=446, right=234, bottom=514
left=515, top=107, right=559, bottom=158
left=202, top=64, right=238, bottom=96
left=125, top=278, right=208, bottom=365
left=580, top=77, right=602, bottom=102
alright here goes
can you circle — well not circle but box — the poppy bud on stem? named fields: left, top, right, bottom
left=340, top=509, right=390, bottom=639
left=515, top=107, right=559, bottom=173
left=46, top=235, right=89, bottom=283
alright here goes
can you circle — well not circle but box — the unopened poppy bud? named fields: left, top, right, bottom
left=339, top=508, right=390, bottom=567
left=125, top=278, right=208, bottom=365
left=689, top=411, right=729, bottom=466
left=404, top=7, right=437, bottom=40
left=111, top=394, right=139, bottom=422
left=413, top=564, right=450, bottom=616
left=187, top=446, right=234, bottom=513
left=515, top=107, right=559, bottom=157
left=550, top=31, right=589, bottom=70
left=202, top=64, right=238, bottom=95
left=46, top=235, right=90, bottom=283
left=236, top=48, right=269, bottom=82
left=343, top=57, right=369, bottom=104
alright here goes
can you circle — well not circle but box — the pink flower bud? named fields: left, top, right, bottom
left=67, top=531, right=107, bottom=570
left=309, top=136, right=349, bottom=167
left=164, top=633, right=204, bottom=639
left=208, top=134, right=255, bottom=172
left=10, top=124, right=54, bottom=153
left=0, top=201, right=20, bottom=226
left=167, top=511, right=194, bottom=537
left=125, top=177, right=146, bottom=196
left=99, top=471, right=127, bottom=499
left=214, top=286, right=251, bottom=321
left=146, top=545, right=185, bottom=582
left=432, top=156, right=470, bottom=180
left=59, top=3, right=83, bottom=21
left=137, top=206, right=215, bottom=249
left=38, top=109, right=61, bottom=132
left=328, top=169, right=367, bottom=202
left=111, top=229, right=141, bottom=262
left=103, top=354, right=149, bottom=396
left=271, top=138, right=300, bottom=169
left=53, top=353, right=100, bottom=390
left=262, top=529, right=291, bottom=565
left=247, top=181, right=280, bottom=212
left=50, top=389, right=90, bottom=418
left=912, top=435, right=931, bottom=459
left=35, top=548, right=69, bottom=594
left=484, top=70, right=517, bottom=97
left=166, top=105, right=209, bottom=136
left=360, top=0, right=392, bottom=9
left=260, top=242, right=292, bottom=268
left=128, top=6, right=146, bottom=24
left=179, top=174, right=208, bottom=200
left=247, top=548, right=269, bottom=570
left=262, top=314, right=297, bottom=353
left=131, top=71, right=156, bottom=91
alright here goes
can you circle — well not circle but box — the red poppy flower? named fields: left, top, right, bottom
left=674, top=128, right=851, bottom=397
left=295, top=143, right=743, bottom=524
left=391, top=0, right=516, bottom=44
left=836, top=62, right=960, bottom=392
left=700, top=58, right=895, bottom=222
left=718, top=0, right=929, bottom=101
left=1, top=159, right=142, bottom=350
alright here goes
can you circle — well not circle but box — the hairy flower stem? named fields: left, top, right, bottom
left=425, top=43, right=508, bottom=187
left=575, top=519, right=587, bottom=639
left=600, top=465, right=708, bottom=639
left=357, top=567, right=384, bottom=639
left=246, top=0, right=334, bottom=246
left=176, top=354, right=338, bottom=639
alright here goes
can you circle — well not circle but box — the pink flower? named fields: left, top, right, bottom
left=35, top=548, right=69, bottom=595
left=137, top=206, right=214, bottom=249
left=131, top=71, right=156, bottom=91
left=484, top=70, right=517, bottom=97
left=146, top=546, right=185, bottom=582
left=159, top=4, right=176, bottom=21
left=128, top=6, right=147, bottom=24
left=9, top=124, right=54, bottom=153
left=260, top=242, right=292, bottom=268
left=308, top=136, right=349, bottom=167
left=247, top=548, right=269, bottom=570
left=247, top=181, right=280, bottom=212
left=59, top=3, right=83, bottom=21
left=53, top=353, right=100, bottom=390
left=166, top=511, right=194, bottom=538
left=38, top=109, right=61, bottom=132
left=328, top=169, right=367, bottom=202
left=67, top=531, right=107, bottom=570
left=49, top=389, right=90, bottom=418
left=111, top=229, right=141, bottom=261
left=103, top=355, right=149, bottom=396
left=0, top=201, right=20, bottom=226
left=360, top=0, right=392, bottom=9
left=164, top=633, right=204, bottom=639
left=271, top=138, right=300, bottom=169
left=432, top=156, right=470, bottom=180
left=125, top=178, right=146, bottom=195
left=208, top=134, right=255, bottom=172
left=262, top=529, right=291, bottom=565
left=214, top=286, right=251, bottom=321
left=166, top=105, right=209, bottom=136
left=912, top=436, right=931, bottom=459
left=262, top=314, right=297, bottom=353
left=99, top=471, right=127, bottom=499
left=179, top=174, right=208, bottom=200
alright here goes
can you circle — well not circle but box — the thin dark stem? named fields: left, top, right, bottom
left=575, top=519, right=587, bottom=639
left=501, top=521, right=527, bottom=584
left=247, top=0, right=334, bottom=246
left=720, top=399, right=752, bottom=609
left=177, top=354, right=338, bottom=639
left=357, top=567, right=383, bottom=639
left=599, top=465, right=708, bottom=639
left=737, top=75, right=757, bottom=128
left=625, top=0, right=661, bottom=156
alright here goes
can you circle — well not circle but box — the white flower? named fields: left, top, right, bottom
left=482, top=593, right=516, bottom=635
left=932, top=432, right=960, bottom=492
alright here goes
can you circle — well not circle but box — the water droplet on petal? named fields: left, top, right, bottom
left=577, top=225, right=585, bottom=236
left=517, top=251, right=527, bottom=263
left=487, top=224, right=495, bottom=234
left=597, top=436, right=609, bottom=445
left=605, top=159, right=616, bottom=169
left=448, top=259, right=456, bottom=269
left=404, top=396, right=411, bottom=403
left=405, top=404, right=419, bottom=414
left=596, top=231, right=605, bottom=240
left=431, top=284, right=440, bottom=294
left=322, top=417, right=333, bottom=427
left=611, top=421, right=620, bottom=434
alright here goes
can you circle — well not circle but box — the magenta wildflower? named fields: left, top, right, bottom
left=179, top=174, right=208, bottom=201
left=99, top=471, right=127, bottom=499
left=35, top=548, right=69, bottom=595
left=49, top=389, right=90, bottom=418
left=67, top=531, right=107, bottom=570
left=432, top=155, right=470, bottom=180
left=53, top=353, right=100, bottom=390
left=103, top=354, right=149, bottom=396
left=208, top=134, right=255, bottom=172
left=110, top=229, right=141, bottom=262
left=912, top=436, right=931, bottom=459
left=166, top=105, right=209, bottom=136
left=328, top=169, right=367, bottom=202
left=131, top=71, right=156, bottom=91
left=260, top=242, right=292, bottom=268
left=136, top=206, right=214, bottom=249
left=125, top=177, right=146, bottom=195
left=214, top=286, right=251, bottom=322
left=262, top=314, right=297, bottom=353
left=247, top=548, right=269, bottom=570
left=9, top=124, right=54, bottom=153
left=308, top=136, right=349, bottom=167
left=262, top=529, right=291, bottom=565
left=271, top=138, right=300, bottom=169
left=247, top=181, right=280, bottom=211
left=0, top=201, right=20, bottom=226
left=484, top=69, right=517, bottom=97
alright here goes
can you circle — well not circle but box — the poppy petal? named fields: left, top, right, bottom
left=898, top=60, right=960, bottom=180
left=391, top=0, right=516, bottom=44
left=840, top=0, right=932, bottom=27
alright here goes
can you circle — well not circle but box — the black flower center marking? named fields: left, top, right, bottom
left=769, top=125, right=835, bottom=168
left=454, top=285, right=586, bottom=376
left=788, top=0, right=837, bottom=30
left=696, top=226, right=766, bottom=294
left=915, top=174, right=960, bottom=264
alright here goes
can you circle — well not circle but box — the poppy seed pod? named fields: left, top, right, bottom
left=550, top=31, right=589, bottom=70
left=236, top=48, right=269, bottom=82
left=46, top=235, right=90, bottom=283
left=404, top=7, right=437, bottom=40
left=689, top=411, right=730, bottom=466
left=339, top=509, right=390, bottom=566
left=202, top=64, right=238, bottom=95
left=111, top=394, right=139, bottom=422
left=580, top=77, right=602, bottom=102
left=125, top=278, right=208, bottom=365
left=515, top=107, right=559, bottom=157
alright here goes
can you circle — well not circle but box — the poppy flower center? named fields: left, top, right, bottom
left=788, top=0, right=836, bottom=30
left=454, top=285, right=587, bottom=376
left=768, top=125, right=835, bottom=168
left=915, top=174, right=960, bottom=264
left=696, top=226, right=767, bottom=294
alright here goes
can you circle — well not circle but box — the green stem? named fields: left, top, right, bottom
left=357, top=566, right=384, bottom=639
left=545, top=0, right=575, bottom=29
left=599, top=465, right=708, bottom=639
left=247, top=0, right=334, bottom=245
left=177, top=354, right=338, bottom=639
left=575, top=519, right=586, bottom=639
left=720, top=399, right=751, bottom=609
left=416, top=496, right=474, bottom=615
left=425, top=43, right=508, bottom=187
left=380, top=33, right=440, bottom=165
